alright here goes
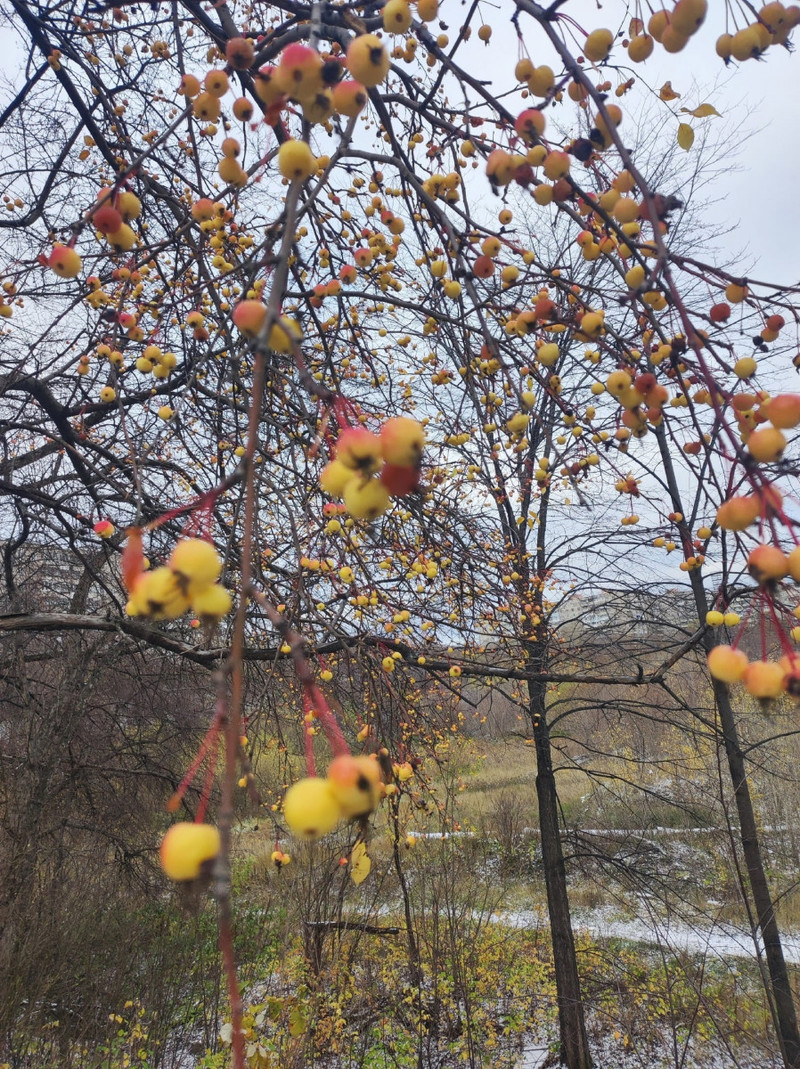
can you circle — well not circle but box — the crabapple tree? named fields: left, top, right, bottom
left=1, top=1, right=800, bottom=1067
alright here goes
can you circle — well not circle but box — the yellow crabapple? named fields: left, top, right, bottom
left=346, top=34, right=390, bottom=87
left=283, top=777, right=343, bottom=839
left=383, top=0, right=412, bottom=33
left=159, top=822, right=220, bottom=881
left=747, top=426, right=786, bottom=463
left=169, top=537, right=222, bottom=593
left=133, top=567, right=191, bottom=619
left=344, top=476, right=391, bottom=520
left=191, top=584, right=233, bottom=619
left=107, top=224, right=137, bottom=251
left=278, top=139, right=317, bottom=182
left=583, top=28, right=614, bottom=62
left=320, top=458, right=356, bottom=498
left=788, top=546, right=800, bottom=582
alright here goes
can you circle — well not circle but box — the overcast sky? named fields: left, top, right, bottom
left=447, top=0, right=800, bottom=285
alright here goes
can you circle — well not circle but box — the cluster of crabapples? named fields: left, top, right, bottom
left=46, top=189, right=142, bottom=283
left=282, top=754, right=384, bottom=841
left=45, top=29, right=394, bottom=290
left=176, top=32, right=391, bottom=189
left=319, top=417, right=425, bottom=520
left=126, top=537, right=232, bottom=622
left=632, top=1, right=799, bottom=62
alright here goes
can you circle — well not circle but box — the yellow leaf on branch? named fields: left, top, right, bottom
left=350, top=840, right=372, bottom=885
left=680, top=103, right=721, bottom=118
left=677, top=123, right=695, bottom=151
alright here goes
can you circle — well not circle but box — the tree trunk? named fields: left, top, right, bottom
left=529, top=677, right=593, bottom=1069
left=712, top=674, right=800, bottom=1068
left=654, top=422, right=800, bottom=1067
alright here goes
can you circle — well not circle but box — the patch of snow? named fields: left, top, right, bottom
left=496, top=907, right=800, bottom=965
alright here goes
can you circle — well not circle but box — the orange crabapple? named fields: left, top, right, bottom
left=225, top=36, right=255, bottom=70
left=283, top=776, right=343, bottom=840
left=193, top=92, right=221, bottom=121
left=326, top=754, right=383, bottom=817
left=159, top=822, right=220, bottom=882
left=707, top=645, right=749, bottom=683
left=742, top=660, right=787, bottom=700
left=514, top=109, right=546, bottom=144
left=380, top=464, right=420, bottom=497
left=191, top=198, right=217, bottom=221
left=232, top=96, right=254, bottom=121
left=336, top=427, right=383, bottom=473
left=232, top=299, right=266, bottom=336
left=92, top=203, right=123, bottom=235
left=761, top=394, right=800, bottom=429
left=747, top=544, right=789, bottom=585
left=218, top=157, right=247, bottom=187
left=178, top=73, right=201, bottom=97
left=716, top=495, right=760, bottom=531
left=48, top=244, right=82, bottom=278
left=204, top=69, right=229, bottom=98
left=380, top=416, right=425, bottom=467
left=332, top=79, right=368, bottom=117
left=93, top=519, right=115, bottom=538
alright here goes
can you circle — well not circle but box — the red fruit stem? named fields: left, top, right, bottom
left=731, top=597, right=757, bottom=652
left=173, top=708, right=223, bottom=815
left=146, top=470, right=242, bottom=531
left=760, top=591, right=769, bottom=662
left=196, top=724, right=220, bottom=823
left=766, top=594, right=795, bottom=660
left=304, top=682, right=349, bottom=757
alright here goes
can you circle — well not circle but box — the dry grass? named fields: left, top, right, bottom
left=449, top=737, right=595, bottom=831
